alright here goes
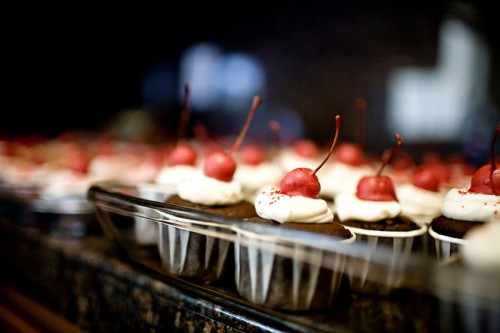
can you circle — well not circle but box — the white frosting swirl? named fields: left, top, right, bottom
left=254, top=187, right=333, bottom=223
left=317, top=162, right=373, bottom=198
left=441, top=188, right=500, bottom=222
left=278, top=148, right=321, bottom=172
left=397, top=183, right=445, bottom=223
left=155, top=165, right=198, bottom=193
left=234, top=162, right=283, bottom=193
left=177, top=172, right=243, bottom=205
left=335, top=192, right=402, bottom=222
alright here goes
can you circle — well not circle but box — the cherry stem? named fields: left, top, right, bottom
left=377, top=133, right=403, bottom=176
left=355, top=97, right=366, bottom=149
left=490, top=124, right=500, bottom=195
left=229, top=96, right=262, bottom=155
left=268, top=120, right=282, bottom=152
left=313, top=115, right=341, bottom=175
left=490, top=125, right=499, bottom=171
left=177, top=84, right=191, bottom=144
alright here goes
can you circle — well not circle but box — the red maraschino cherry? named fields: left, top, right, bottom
left=280, top=115, right=341, bottom=199
left=469, top=124, right=500, bottom=195
left=292, top=139, right=319, bottom=158
left=240, top=144, right=266, bottom=166
left=356, top=133, right=403, bottom=201
left=203, top=96, right=262, bottom=182
left=166, top=84, right=198, bottom=166
left=412, top=167, right=440, bottom=192
left=336, top=142, right=364, bottom=166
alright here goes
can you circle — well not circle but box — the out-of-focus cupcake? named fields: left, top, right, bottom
left=233, top=143, right=283, bottom=202
left=154, top=142, right=200, bottom=193
left=396, top=167, right=446, bottom=256
left=397, top=167, right=446, bottom=225
left=278, top=138, right=321, bottom=173
left=317, top=142, right=374, bottom=203
left=433, top=221, right=500, bottom=333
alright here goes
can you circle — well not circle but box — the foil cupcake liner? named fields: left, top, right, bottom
left=234, top=229, right=355, bottom=311
left=343, top=224, right=428, bottom=295
left=433, top=257, right=500, bottom=333
left=134, top=183, right=173, bottom=245
left=158, top=223, right=233, bottom=283
left=428, top=226, right=466, bottom=262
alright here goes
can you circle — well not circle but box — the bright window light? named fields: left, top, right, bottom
left=387, top=18, right=490, bottom=142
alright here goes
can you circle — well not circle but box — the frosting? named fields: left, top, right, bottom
left=41, top=170, right=93, bottom=197
left=278, top=148, right=320, bottom=173
left=317, top=162, right=373, bottom=198
left=335, top=192, right=402, bottom=222
left=155, top=165, right=198, bottom=192
left=397, top=183, right=445, bottom=223
left=177, top=172, right=243, bottom=205
left=441, top=188, right=500, bottom=222
left=461, top=221, right=500, bottom=272
left=254, top=187, right=333, bottom=223
left=234, top=162, right=283, bottom=194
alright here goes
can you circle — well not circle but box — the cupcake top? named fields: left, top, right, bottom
left=441, top=188, right=500, bottom=222
left=177, top=171, right=244, bottom=206
left=335, top=134, right=403, bottom=222
left=397, top=168, right=446, bottom=223
left=255, top=186, right=333, bottom=223
left=335, top=191, right=401, bottom=222
left=234, top=144, right=283, bottom=201
left=155, top=164, right=199, bottom=193
left=254, top=116, right=340, bottom=225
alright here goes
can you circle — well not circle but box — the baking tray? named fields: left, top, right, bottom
left=86, top=180, right=500, bottom=332
left=0, top=180, right=98, bottom=237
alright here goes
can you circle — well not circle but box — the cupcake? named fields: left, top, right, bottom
left=157, top=96, right=261, bottom=283
left=136, top=85, right=200, bottom=246
left=317, top=142, right=374, bottom=202
left=233, top=143, right=283, bottom=202
left=429, top=124, right=500, bottom=262
left=432, top=221, right=500, bottom=333
left=277, top=138, right=322, bottom=173
left=334, top=134, right=427, bottom=295
left=397, top=166, right=445, bottom=225
left=154, top=142, right=200, bottom=193
left=234, top=115, right=355, bottom=311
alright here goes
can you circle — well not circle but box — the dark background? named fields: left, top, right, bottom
left=3, top=1, right=498, bottom=156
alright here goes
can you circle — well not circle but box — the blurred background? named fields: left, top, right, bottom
left=4, top=1, right=498, bottom=164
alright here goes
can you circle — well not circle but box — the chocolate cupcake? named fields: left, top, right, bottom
left=334, top=134, right=427, bottom=295
left=157, top=96, right=262, bottom=284
left=234, top=186, right=355, bottom=311
left=234, top=115, right=356, bottom=310
left=429, top=125, right=500, bottom=262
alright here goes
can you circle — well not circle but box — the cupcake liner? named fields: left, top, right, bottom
left=428, top=226, right=466, bottom=262
left=343, top=224, right=428, bottom=295
left=157, top=215, right=235, bottom=284
left=234, top=228, right=355, bottom=311
left=433, top=257, right=500, bottom=333
left=134, top=183, right=173, bottom=245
